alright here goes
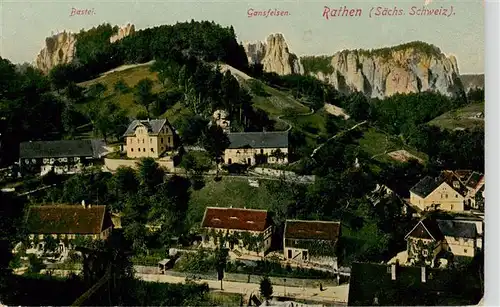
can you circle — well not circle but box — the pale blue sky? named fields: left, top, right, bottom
left=0, top=0, right=484, bottom=73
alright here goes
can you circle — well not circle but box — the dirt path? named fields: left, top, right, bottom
left=311, top=120, right=368, bottom=159
left=277, top=108, right=315, bottom=132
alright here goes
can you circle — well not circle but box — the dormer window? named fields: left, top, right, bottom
left=247, top=221, right=255, bottom=224
left=230, top=217, right=239, bottom=220
left=453, top=181, right=460, bottom=189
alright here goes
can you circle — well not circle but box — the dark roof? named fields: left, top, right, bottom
left=465, top=171, right=484, bottom=189
left=19, top=139, right=100, bottom=159
left=123, top=119, right=169, bottom=137
left=410, top=176, right=440, bottom=198
left=405, top=218, right=444, bottom=241
left=227, top=131, right=288, bottom=149
left=348, top=262, right=481, bottom=306
left=439, top=171, right=469, bottom=197
left=201, top=207, right=271, bottom=232
left=284, top=220, right=340, bottom=241
left=436, top=219, right=477, bottom=239
left=410, top=171, right=470, bottom=198
left=26, top=205, right=112, bottom=234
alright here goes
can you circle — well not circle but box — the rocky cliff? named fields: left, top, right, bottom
left=110, top=23, right=135, bottom=43
left=35, top=31, right=77, bottom=74
left=35, top=24, right=135, bottom=74
left=301, top=42, right=463, bottom=98
left=243, top=33, right=303, bottom=75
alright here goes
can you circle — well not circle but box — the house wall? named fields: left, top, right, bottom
left=224, top=147, right=288, bottom=165
left=201, top=226, right=272, bottom=255
left=407, top=237, right=442, bottom=266
left=21, top=156, right=95, bottom=176
left=411, top=182, right=465, bottom=212
left=442, top=235, right=476, bottom=257
left=283, top=242, right=337, bottom=269
left=126, top=124, right=174, bottom=159
left=26, top=228, right=112, bottom=255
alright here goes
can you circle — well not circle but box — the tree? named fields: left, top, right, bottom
left=43, top=235, right=58, bottom=254
left=215, top=247, right=229, bottom=290
left=133, top=78, right=156, bottom=117
left=346, top=91, right=371, bottom=121
left=136, top=158, right=165, bottom=194
left=259, top=276, right=273, bottom=302
left=176, top=115, right=209, bottom=145
left=114, top=79, right=130, bottom=94
left=271, top=149, right=287, bottom=163
left=199, top=125, right=230, bottom=178
left=180, top=152, right=212, bottom=187
left=87, top=82, right=107, bottom=100
left=49, top=64, right=76, bottom=91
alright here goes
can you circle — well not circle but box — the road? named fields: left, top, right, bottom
left=310, top=120, right=368, bottom=159
left=136, top=273, right=349, bottom=304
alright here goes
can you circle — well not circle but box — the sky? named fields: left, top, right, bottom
left=0, top=0, right=484, bottom=74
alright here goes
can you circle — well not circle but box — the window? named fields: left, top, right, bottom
left=464, top=249, right=468, bottom=253
left=451, top=205, right=454, bottom=210
left=143, top=148, right=146, bottom=152
left=142, top=139, right=145, bottom=144
left=168, top=137, right=171, bottom=143
left=161, top=138, right=164, bottom=144
left=25, top=159, right=29, bottom=164
left=453, top=181, right=460, bottom=189
left=131, top=148, right=134, bottom=152
left=151, top=148, right=154, bottom=152
left=150, top=138, right=152, bottom=143
left=260, top=149, right=264, bottom=154
left=287, top=250, right=292, bottom=259
left=422, top=249, right=429, bottom=257
left=456, top=194, right=458, bottom=198
left=445, top=194, right=448, bottom=199
left=228, top=158, right=232, bottom=164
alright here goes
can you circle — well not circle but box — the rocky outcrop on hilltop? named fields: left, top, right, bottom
left=110, top=23, right=135, bottom=43
left=244, top=33, right=303, bottom=75
left=35, top=31, right=77, bottom=74
left=35, top=24, right=135, bottom=74
left=302, top=42, right=464, bottom=98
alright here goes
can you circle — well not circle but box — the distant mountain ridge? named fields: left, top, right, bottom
left=459, top=74, right=484, bottom=91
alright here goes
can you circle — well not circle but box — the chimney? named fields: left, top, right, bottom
left=391, top=264, right=396, bottom=280
left=81, top=200, right=86, bottom=208
left=421, top=266, right=426, bottom=283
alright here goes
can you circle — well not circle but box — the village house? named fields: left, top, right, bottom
left=24, top=202, right=113, bottom=256
left=348, top=262, right=481, bottom=306
left=200, top=207, right=273, bottom=256
left=19, top=139, right=105, bottom=176
left=123, top=119, right=176, bottom=159
left=283, top=220, right=340, bottom=272
left=405, top=216, right=482, bottom=267
left=409, top=170, right=484, bottom=212
left=224, top=131, right=288, bottom=166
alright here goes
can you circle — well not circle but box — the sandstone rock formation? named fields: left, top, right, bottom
left=35, top=24, right=135, bottom=74
left=303, top=43, right=463, bottom=98
left=244, top=33, right=303, bottom=75
left=35, top=31, right=77, bottom=74
left=110, top=23, right=135, bottom=43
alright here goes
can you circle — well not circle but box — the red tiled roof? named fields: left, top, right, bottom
left=284, top=220, right=341, bottom=241
left=26, top=205, right=111, bottom=234
left=201, top=207, right=271, bottom=232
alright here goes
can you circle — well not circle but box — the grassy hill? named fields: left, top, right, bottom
left=77, top=63, right=163, bottom=117
left=428, top=102, right=484, bottom=130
